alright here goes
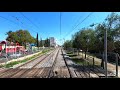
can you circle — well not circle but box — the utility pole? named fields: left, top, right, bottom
left=36, top=33, right=39, bottom=51
left=104, top=27, right=107, bottom=78
left=116, top=53, right=118, bottom=77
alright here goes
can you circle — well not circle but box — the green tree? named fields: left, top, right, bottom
left=6, top=30, right=36, bottom=48
left=63, top=12, right=120, bottom=58
left=63, top=40, right=72, bottom=50
left=71, top=28, right=95, bottom=57
left=94, top=12, right=120, bottom=53
left=44, top=38, right=50, bottom=47
left=79, top=29, right=95, bottom=58
left=104, top=12, right=120, bottom=52
left=40, top=38, right=43, bottom=47
left=94, top=24, right=105, bottom=53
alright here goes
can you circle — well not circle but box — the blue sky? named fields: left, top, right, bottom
left=0, top=12, right=120, bottom=45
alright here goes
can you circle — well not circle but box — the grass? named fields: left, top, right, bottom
left=71, top=57, right=84, bottom=65
left=67, top=51, right=101, bottom=66
left=3, top=54, right=41, bottom=68
left=67, top=53, right=96, bottom=66
left=42, top=49, right=50, bottom=53
left=72, top=58, right=101, bottom=69
left=67, top=53, right=86, bottom=65
left=0, top=48, right=53, bottom=68
left=85, top=52, right=96, bottom=57
left=66, top=51, right=73, bottom=54
left=67, top=54, right=77, bottom=57
left=4, top=61, right=20, bottom=68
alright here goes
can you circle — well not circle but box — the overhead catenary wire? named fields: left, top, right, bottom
left=62, top=13, right=85, bottom=42
left=0, top=15, right=27, bottom=33
left=12, top=15, right=36, bottom=34
left=0, top=15, right=20, bottom=26
left=16, top=13, right=41, bottom=44
left=12, top=15, right=40, bottom=49
left=19, top=12, right=39, bottom=33
left=19, top=12, right=47, bottom=39
left=3, top=14, right=38, bottom=45
left=64, top=12, right=94, bottom=38
left=61, top=13, right=84, bottom=44
left=12, top=16, right=24, bottom=29
left=71, top=13, right=85, bottom=31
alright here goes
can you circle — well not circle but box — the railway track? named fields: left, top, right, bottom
left=11, top=47, right=70, bottom=78
left=0, top=48, right=57, bottom=78
left=41, top=47, right=70, bottom=78
left=0, top=47, right=89, bottom=78
left=17, top=49, right=56, bottom=69
left=0, top=47, right=110, bottom=78
left=11, top=48, right=59, bottom=78
left=48, top=48, right=60, bottom=78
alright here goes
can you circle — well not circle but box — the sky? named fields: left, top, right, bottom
left=0, top=12, right=120, bottom=45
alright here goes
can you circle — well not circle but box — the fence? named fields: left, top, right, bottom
left=0, top=47, right=53, bottom=64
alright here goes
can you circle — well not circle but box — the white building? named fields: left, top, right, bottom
left=49, top=37, right=56, bottom=47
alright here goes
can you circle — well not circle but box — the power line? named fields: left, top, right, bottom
left=19, top=12, right=39, bottom=33
left=12, top=15, right=35, bottom=33
left=64, top=12, right=93, bottom=38
left=12, top=16, right=24, bottom=29
left=0, top=15, right=26, bottom=32
left=63, top=13, right=85, bottom=40
left=19, top=12, right=47, bottom=38
left=73, top=12, right=93, bottom=30
left=61, top=13, right=83, bottom=44
left=71, top=13, right=85, bottom=30
left=11, top=15, right=40, bottom=43
left=18, top=13, right=40, bottom=47
left=0, top=15, right=19, bottom=26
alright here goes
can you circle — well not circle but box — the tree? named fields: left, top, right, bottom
left=79, top=29, right=95, bottom=58
left=104, top=12, right=120, bottom=52
left=36, top=33, right=39, bottom=47
left=71, top=28, right=95, bottom=57
left=93, top=13, right=120, bottom=53
left=114, top=41, right=120, bottom=54
left=72, top=32, right=81, bottom=50
left=6, top=30, right=36, bottom=48
left=6, top=30, right=14, bottom=42
left=63, top=12, right=120, bottom=60
left=71, top=31, right=82, bottom=55
left=44, top=38, right=50, bottom=47
left=94, top=24, right=105, bottom=53
left=63, top=40, right=72, bottom=50
left=40, top=38, right=43, bottom=47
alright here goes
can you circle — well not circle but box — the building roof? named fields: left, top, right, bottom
left=0, top=41, right=6, bottom=44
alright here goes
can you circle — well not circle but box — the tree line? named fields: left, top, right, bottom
left=6, top=30, right=50, bottom=48
left=63, top=12, right=120, bottom=55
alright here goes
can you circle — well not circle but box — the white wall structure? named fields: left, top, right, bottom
left=49, top=37, right=56, bottom=47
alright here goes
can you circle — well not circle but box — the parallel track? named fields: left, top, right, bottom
left=48, top=48, right=60, bottom=78
left=11, top=48, right=59, bottom=78
left=0, top=49, right=56, bottom=78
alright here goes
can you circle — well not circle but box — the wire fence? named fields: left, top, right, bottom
left=0, top=47, right=53, bottom=64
